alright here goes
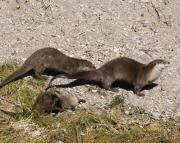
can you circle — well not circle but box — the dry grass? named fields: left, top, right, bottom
left=0, top=61, right=179, bottom=143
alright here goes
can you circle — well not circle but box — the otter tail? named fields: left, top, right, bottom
left=0, top=66, right=31, bottom=89
left=67, top=70, right=102, bottom=81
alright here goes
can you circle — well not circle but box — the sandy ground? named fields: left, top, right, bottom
left=0, top=0, right=179, bottom=119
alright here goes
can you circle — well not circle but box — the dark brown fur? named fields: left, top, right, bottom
left=66, top=57, right=168, bottom=96
left=0, top=47, right=95, bottom=89
left=33, top=91, right=85, bottom=115
left=33, top=91, right=63, bottom=114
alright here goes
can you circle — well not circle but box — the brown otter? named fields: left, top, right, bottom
left=65, top=57, right=168, bottom=96
left=33, top=91, right=85, bottom=115
left=33, top=91, right=64, bottom=114
left=0, top=47, right=95, bottom=89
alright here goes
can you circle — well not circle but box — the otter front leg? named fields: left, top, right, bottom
left=133, top=84, right=145, bottom=96
left=46, top=76, right=57, bottom=90
left=34, top=72, right=48, bottom=80
left=34, top=67, right=47, bottom=80
left=46, top=75, right=64, bottom=90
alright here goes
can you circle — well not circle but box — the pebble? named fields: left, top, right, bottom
left=125, top=110, right=130, bottom=115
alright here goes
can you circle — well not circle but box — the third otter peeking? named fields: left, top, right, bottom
left=33, top=90, right=85, bottom=115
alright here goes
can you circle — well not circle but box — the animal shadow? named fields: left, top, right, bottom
left=53, top=79, right=158, bottom=92
left=112, top=81, right=158, bottom=91
left=54, top=79, right=100, bottom=88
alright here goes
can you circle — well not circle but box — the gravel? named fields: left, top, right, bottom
left=0, top=0, right=179, bottom=119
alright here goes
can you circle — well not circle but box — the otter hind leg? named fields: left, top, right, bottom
left=101, top=76, right=116, bottom=91
left=133, top=84, right=145, bottom=96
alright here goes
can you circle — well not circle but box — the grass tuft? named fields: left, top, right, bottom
left=108, top=95, right=124, bottom=108
left=134, top=106, right=145, bottom=114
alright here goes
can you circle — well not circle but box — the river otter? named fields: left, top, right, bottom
left=0, top=47, right=95, bottom=89
left=33, top=91, right=85, bottom=115
left=65, top=57, right=168, bottom=96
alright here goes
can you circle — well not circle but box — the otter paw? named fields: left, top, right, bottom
left=136, top=92, right=145, bottom=96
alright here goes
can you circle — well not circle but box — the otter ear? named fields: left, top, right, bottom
left=78, top=99, right=86, bottom=103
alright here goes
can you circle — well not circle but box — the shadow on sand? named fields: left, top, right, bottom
left=52, top=79, right=158, bottom=92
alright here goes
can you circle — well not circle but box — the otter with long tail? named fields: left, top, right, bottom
left=0, top=47, right=95, bottom=89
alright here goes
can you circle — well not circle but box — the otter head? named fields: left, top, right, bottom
left=55, top=90, right=85, bottom=111
left=145, top=59, right=169, bottom=84
left=77, top=59, right=96, bottom=72
left=135, top=59, right=169, bottom=90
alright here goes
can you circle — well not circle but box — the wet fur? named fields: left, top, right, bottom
left=0, top=47, right=95, bottom=89
left=66, top=57, right=168, bottom=96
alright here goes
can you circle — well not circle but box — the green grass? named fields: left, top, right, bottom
left=0, top=61, right=179, bottom=143
left=134, top=106, right=145, bottom=114
left=108, top=95, right=124, bottom=108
